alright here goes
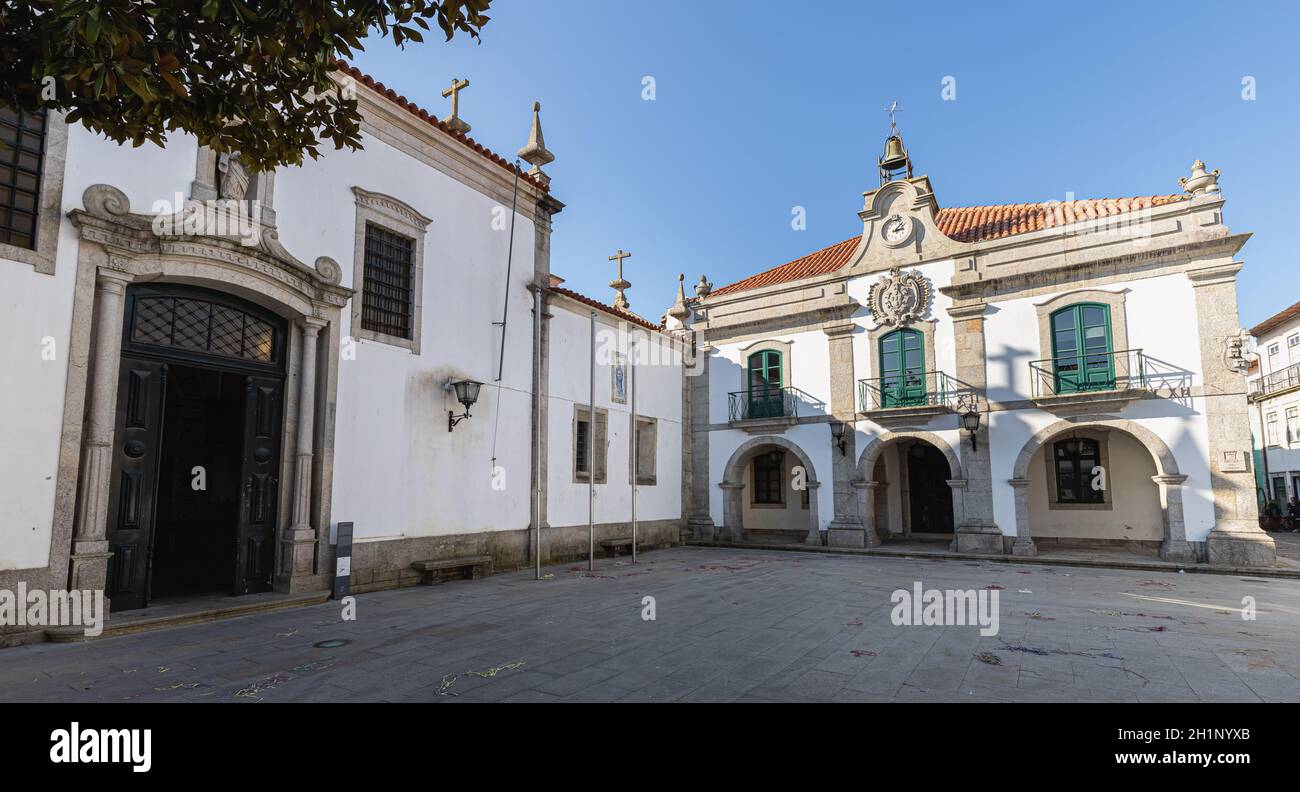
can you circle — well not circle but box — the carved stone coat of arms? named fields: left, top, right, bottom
left=868, top=266, right=932, bottom=326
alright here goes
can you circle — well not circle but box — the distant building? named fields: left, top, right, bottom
left=1246, top=301, right=1300, bottom=512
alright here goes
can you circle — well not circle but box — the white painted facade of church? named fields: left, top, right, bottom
left=0, top=66, right=685, bottom=630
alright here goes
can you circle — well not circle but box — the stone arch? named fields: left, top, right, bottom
left=1008, top=416, right=1192, bottom=562
left=57, top=184, right=355, bottom=603
left=720, top=435, right=821, bottom=545
left=854, top=430, right=966, bottom=546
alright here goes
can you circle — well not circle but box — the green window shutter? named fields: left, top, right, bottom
left=1050, top=304, right=1114, bottom=394
left=878, top=329, right=925, bottom=407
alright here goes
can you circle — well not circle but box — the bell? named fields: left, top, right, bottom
left=879, top=135, right=909, bottom=171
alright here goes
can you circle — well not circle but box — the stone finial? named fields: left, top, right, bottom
left=608, top=248, right=632, bottom=311
left=667, top=273, right=690, bottom=321
left=694, top=274, right=713, bottom=298
left=517, top=101, right=555, bottom=180
left=1179, top=159, right=1221, bottom=196
left=440, top=78, right=471, bottom=134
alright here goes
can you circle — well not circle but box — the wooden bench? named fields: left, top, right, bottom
left=410, top=555, right=493, bottom=584
left=599, top=538, right=636, bottom=558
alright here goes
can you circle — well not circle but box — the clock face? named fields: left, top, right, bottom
left=882, top=214, right=911, bottom=245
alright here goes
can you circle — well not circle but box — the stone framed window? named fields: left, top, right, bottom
left=630, top=416, right=657, bottom=486
left=351, top=187, right=430, bottom=353
left=1045, top=429, right=1112, bottom=510
left=573, top=405, right=607, bottom=484
left=0, top=107, right=67, bottom=274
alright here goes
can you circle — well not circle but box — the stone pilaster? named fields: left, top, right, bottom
left=687, top=342, right=717, bottom=540
left=1187, top=262, right=1276, bottom=567
left=948, top=301, right=1001, bottom=554
left=1154, top=474, right=1196, bottom=563
left=69, top=267, right=133, bottom=592
left=280, top=318, right=324, bottom=588
left=824, top=321, right=866, bottom=547
left=718, top=481, right=743, bottom=542
left=1008, top=477, right=1035, bottom=556
left=852, top=479, right=883, bottom=547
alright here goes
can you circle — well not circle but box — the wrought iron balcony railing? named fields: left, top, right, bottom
left=728, top=387, right=812, bottom=421
left=858, top=370, right=971, bottom=412
left=1028, top=348, right=1148, bottom=399
left=1250, top=361, right=1300, bottom=401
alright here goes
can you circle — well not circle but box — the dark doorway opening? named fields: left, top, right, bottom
left=151, top=365, right=245, bottom=599
left=105, top=284, right=287, bottom=612
left=907, top=443, right=954, bottom=535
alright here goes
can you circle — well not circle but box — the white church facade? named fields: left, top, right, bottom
left=0, top=63, right=1277, bottom=638
left=0, top=63, right=685, bottom=629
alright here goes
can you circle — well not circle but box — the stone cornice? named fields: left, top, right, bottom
left=939, top=234, right=1250, bottom=303
left=349, top=79, right=558, bottom=216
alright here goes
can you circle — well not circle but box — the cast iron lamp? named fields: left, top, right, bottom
left=447, top=379, right=482, bottom=432
left=829, top=421, right=848, bottom=456
left=959, top=406, right=981, bottom=451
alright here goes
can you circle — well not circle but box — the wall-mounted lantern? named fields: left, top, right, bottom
left=829, top=421, right=848, bottom=456
left=959, top=406, right=981, bottom=451
left=447, top=379, right=482, bottom=432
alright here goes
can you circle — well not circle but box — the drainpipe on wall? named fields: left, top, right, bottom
left=1257, top=401, right=1272, bottom=518
left=589, top=310, right=596, bottom=571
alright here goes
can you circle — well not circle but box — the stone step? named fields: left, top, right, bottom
left=44, top=590, right=331, bottom=643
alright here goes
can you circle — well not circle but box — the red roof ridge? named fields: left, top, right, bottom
left=549, top=285, right=665, bottom=333
left=333, top=60, right=548, bottom=193
left=709, top=194, right=1190, bottom=297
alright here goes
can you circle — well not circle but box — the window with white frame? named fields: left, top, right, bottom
left=1266, top=412, right=1281, bottom=446
left=1288, top=407, right=1299, bottom=446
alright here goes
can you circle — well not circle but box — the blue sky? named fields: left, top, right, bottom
left=352, top=0, right=1300, bottom=326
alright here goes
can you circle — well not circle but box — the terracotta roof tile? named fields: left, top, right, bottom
left=935, top=195, right=1185, bottom=243
left=550, top=286, right=664, bottom=333
left=1250, top=300, right=1300, bottom=338
left=333, top=60, right=548, bottom=192
left=708, top=195, right=1188, bottom=297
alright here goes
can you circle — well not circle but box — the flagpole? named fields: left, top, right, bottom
left=630, top=328, right=637, bottom=564
left=588, top=310, right=596, bottom=572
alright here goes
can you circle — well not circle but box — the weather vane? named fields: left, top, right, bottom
left=885, top=100, right=901, bottom=134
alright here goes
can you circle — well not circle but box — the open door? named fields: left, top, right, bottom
left=105, top=358, right=169, bottom=612
left=234, top=374, right=283, bottom=594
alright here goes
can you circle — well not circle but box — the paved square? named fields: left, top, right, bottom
left=2, top=546, right=1298, bottom=702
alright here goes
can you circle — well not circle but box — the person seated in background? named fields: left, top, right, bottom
left=1264, top=499, right=1283, bottom=531
left=1288, top=496, right=1300, bottom=532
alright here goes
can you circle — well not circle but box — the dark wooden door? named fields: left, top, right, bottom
left=234, top=375, right=283, bottom=594
left=907, top=443, right=955, bottom=534
left=105, top=357, right=169, bottom=611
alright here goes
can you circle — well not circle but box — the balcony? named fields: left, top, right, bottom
left=1028, top=349, right=1154, bottom=413
left=1249, top=362, right=1300, bottom=402
left=858, top=370, right=975, bottom=427
left=728, top=387, right=817, bottom=433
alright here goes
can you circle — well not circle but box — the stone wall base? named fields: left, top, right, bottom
left=346, top=519, right=681, bottom=594
left=1205, top=530, right=1277, bottom=568
left=954, top=522, right=1002, bottom=555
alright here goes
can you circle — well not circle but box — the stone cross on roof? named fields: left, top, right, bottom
left=441, top=78, right=471, bottom=134
left=608, top=249, right=632, bottom=311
